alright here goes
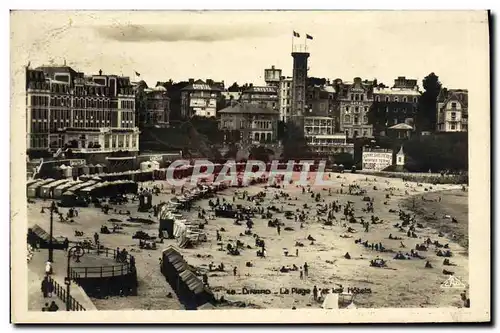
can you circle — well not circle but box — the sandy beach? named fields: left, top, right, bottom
left=27, top=172, right=469, bottom=310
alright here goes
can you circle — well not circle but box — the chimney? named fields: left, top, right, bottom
left=189, top=78, right=194, bottom=84
left=99, top=69, right=102, bottom=76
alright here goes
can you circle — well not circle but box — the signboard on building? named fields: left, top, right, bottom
left=69, top=159, right=86, bottom=167
left=362, top=150, right=393, bottom=171
left=149, top=155, right=163, bottom=162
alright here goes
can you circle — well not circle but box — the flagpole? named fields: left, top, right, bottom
left=305, top=34, right=307, bottom=53
left=292, top=31, right=294, bottom=52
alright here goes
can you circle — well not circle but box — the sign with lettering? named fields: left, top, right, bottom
left=69, top=159, right=86, bottom=167
left=362, top=151, right=392, bottom=171
left=149, top=155, right=162, bottom=162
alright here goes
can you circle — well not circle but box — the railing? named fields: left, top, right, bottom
left=47, top=276, right=86, bottom=311
left=69, top=247, right=135, bottom=279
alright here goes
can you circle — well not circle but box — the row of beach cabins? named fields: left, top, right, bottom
left=27, top=160, right=331, bottom=201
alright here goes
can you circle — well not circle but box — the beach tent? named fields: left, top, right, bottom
left=26, top=179, right=44, bottom=196
left=79, top=164, right=90, bottom=176
left=26, top=179, right=39, bottom=187
left=94, top=164, right=104, bottom=174
left=62, top=165, right=73, bottom=178
left=27, top=178, right=55, bottom=198
left=28, top=224, right=65, bottom=249
left=40, top=179, right=71, bottom=198
left=178, top=269, right=216, bottom=309
left=60, top=190, right=77, bottom=207
left=321, top=293, right=339, bottom=309
left=53, top=180, right=82, bottom=198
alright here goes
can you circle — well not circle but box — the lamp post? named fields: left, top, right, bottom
left=42, top=201, right=58, bottom=263
left=65, top=245, right=84, bottom=311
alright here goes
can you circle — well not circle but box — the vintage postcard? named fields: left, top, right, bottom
left=10, top=10, right=490, bottom=323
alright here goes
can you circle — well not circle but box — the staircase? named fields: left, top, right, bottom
left=53, top=148, right=63, bottom=159
left=27, top=158, right=43, bottom=180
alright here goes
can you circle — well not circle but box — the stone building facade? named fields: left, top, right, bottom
left=26, top=66, right=139, bottom=155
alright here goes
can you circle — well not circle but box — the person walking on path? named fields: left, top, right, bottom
left=41, top=277, right=49, bottom=298
left=45, top=261, right=53, bottom=275
left=313, top=286, right=318, bottom=301
left=303, top=262, right=309, bottom=278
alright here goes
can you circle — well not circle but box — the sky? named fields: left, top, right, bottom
left=10, top=11, right=489, bottom=89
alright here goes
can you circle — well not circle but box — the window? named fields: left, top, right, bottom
left=451, top=102, right=457, bottom=109
left=403, top=97, right=407, bottom=102
left=355, top=94, right=359, bottom=101
left=394, top=97, right=399, bottom=102
left=376, top=96, right=380, bottom=102
left=355, top=107, right=359, bottom=113
left=451, top=112, right=456, bottom=120
left=345, top=106, right=350, bottom=112
left=353, top=130, right=358, bottom=137
left=363, top=131, right=367, bottom=137
left=413, top=97, right=417, bottom=103
left=364, top=107, right=368, bottom=113
left=354, top=116, right=359, bottom=125
left=363, top=116, right=368, bottom=124
left=451, top=123, right=456, bottom=130
left=385, top=97, right=390, bottom=102
left=344, top=115, right=351, bottom=123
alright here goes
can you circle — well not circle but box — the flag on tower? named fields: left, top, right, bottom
left=135, top=71, right=141, bottom=77
left=293, top=31, right=300, bottom=38
left=306, top=34, right=313, bottom=40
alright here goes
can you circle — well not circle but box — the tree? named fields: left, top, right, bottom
left=307, top=77, right=327, bottom=87
left=162, top=80, right=190, bottom=122
left=417, top=72, right=442, bottom=132
left=249, top=146, right=271, bottom=162
left=403, top=132, right=467, bottom=172
left=216, top=94, right=226, bottom=111
left=224, top=143, right=239, bottom=159
left=228, top=82, right=240, bottom=92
